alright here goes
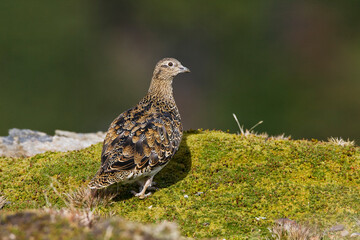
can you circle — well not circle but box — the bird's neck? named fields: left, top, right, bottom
left=148, top=78, right=174, bottom=101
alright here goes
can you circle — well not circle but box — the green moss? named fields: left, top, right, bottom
left=0, top=210, right=182, bottom=240
left=1, top=130, right=360, bottom=238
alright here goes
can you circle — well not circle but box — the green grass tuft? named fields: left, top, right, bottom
left=1, top=130, right=360, bottom=238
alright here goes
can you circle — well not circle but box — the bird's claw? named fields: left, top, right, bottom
left=140, top=192, right=152, bottom=199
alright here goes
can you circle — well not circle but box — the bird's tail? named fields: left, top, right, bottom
left=88, top=170, right=116, bottom=189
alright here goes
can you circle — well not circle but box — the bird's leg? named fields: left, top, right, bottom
left=137, top=176, right=153, bottom=199
left=131, top=176, right=154, bottom=199
left=136, top=179, right=145, bottom=192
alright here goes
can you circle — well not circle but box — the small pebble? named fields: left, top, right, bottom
left=275, top=218, right=296, bottom=225
left=341, top=230, right=349, bottom=237
left=275, top=218, right=297, bottom=231
left=329, top=224, right=345, bottom=232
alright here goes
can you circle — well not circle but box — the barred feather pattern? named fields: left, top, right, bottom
left=89, top=85, right=183, bottom=189
left=89, top=58, right=188, bottom=191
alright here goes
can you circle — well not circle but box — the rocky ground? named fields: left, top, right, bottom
left=0, top=128, right=105, bottom=158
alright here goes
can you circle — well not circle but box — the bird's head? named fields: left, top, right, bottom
left=152, top=58, right=190, bottom=81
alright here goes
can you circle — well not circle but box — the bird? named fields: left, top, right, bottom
left=88, top=58, right=190, bottom=199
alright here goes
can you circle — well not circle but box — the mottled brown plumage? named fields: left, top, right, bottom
left=89, top=58, right=190, bottom=199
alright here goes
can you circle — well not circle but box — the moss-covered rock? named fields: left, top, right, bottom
left=1, top=130, right=360, bottom=238
left=0, top=209, right=182, bottom=240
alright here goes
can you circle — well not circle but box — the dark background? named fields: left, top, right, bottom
left=1, top=1, right=359, bottom=142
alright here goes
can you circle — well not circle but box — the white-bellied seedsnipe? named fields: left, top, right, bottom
left=89, top=58, right=190, bottom=199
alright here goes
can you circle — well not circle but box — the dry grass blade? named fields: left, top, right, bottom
left=328, top=137, right=355, bottom=147
left=233, top=113, right=263, bottom=137
left=0, top=195, right=7, bottom=209
left=268, top=218, right=322, bottom=240
left=232, top=113, right=245, bottom=135
left=45, top=185, right=117, bottom=228
left=63, top=186, right=117, bottom=209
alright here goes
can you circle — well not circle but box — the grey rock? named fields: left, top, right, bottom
left=3, top=128, right=52, bottom=144
left=0, top=128, right=105, bottom=157
left=351, top=233, right=360, bottom=237
left=329, top=224, right=345, bottom=232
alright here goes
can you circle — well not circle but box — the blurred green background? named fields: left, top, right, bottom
left=1, top=1, right=360, bottom=141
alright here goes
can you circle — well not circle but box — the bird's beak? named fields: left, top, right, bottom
left=179, top=65, right=190, bottom=73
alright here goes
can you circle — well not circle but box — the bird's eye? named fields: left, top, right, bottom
left=168, top=62, right=173, bottom=67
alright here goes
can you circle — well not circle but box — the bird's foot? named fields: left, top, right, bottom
left=131, top=190, right=152, bottom=199
left=132, top=176, right=154, bottom=199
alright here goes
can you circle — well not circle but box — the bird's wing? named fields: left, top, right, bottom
left=100, top=111, right=127, bottom=164
left=100, top=111, right=181, bottom=174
